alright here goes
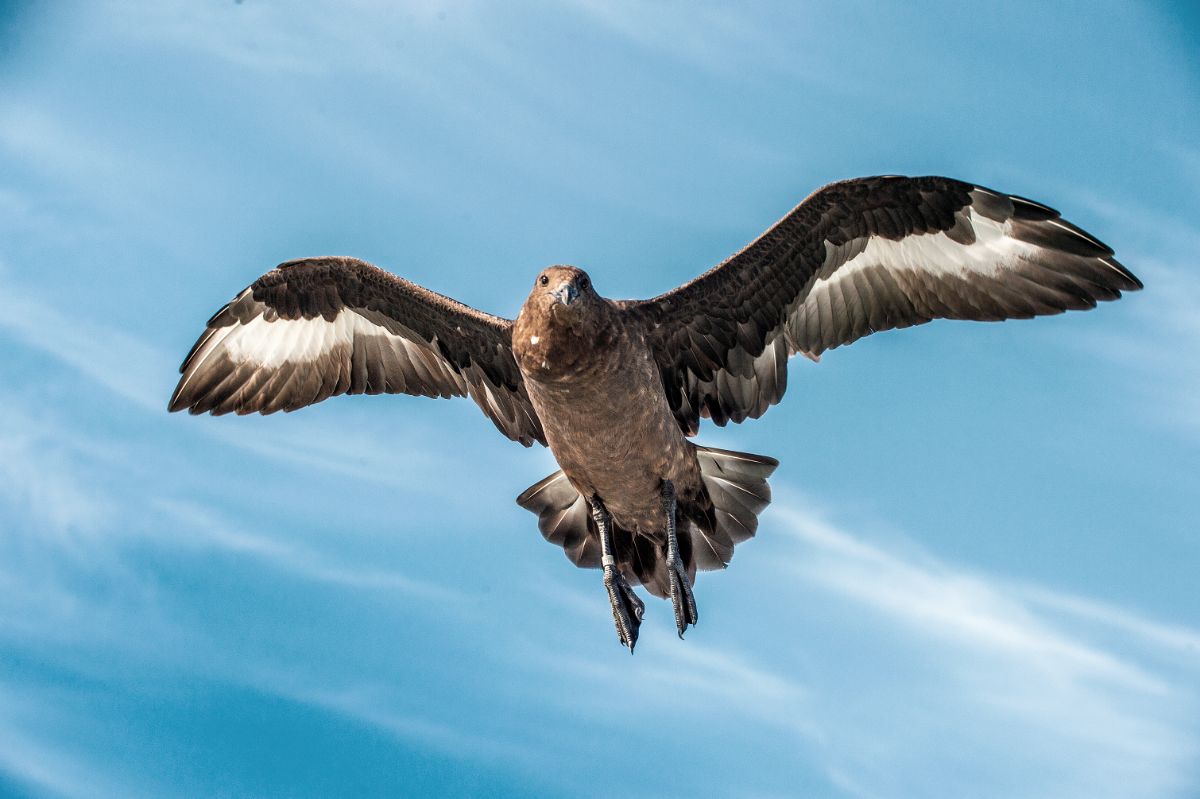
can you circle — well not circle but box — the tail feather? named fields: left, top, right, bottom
left=515, top=445, right=778, bottom=594
left=515, top=471, right=600, bottom=568
left=691, top=445, right=778, bottom=567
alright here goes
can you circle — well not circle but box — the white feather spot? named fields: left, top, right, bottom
left=530, top=335, right=539, bottom=345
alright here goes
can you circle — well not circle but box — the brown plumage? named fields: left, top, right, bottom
left=169, top=175, right=1141, bottom=649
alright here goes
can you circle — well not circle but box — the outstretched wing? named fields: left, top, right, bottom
left=625, top=175, right=1142, bottom=435
left=169, top=256, right=545, bottom=446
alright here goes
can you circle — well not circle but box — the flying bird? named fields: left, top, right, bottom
left=169, top=175, right=1141, bottom=650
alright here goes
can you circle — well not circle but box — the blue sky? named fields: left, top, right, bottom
left=0, top=1, right=1197, bottom=797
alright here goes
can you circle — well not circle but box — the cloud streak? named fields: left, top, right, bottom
left=154, top=498, right=462, bottom=603
left=0, top=684, right=147, bottom=799
left=0, top=268, right=170, bottom=413
left=772, top=498, right=1200, bottom=799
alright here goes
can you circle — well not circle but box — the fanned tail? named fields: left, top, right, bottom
left=515, top=471, right=599, bottom=569
left=515, top=446, right=778, bottom=597
left=687, top=445, right=777, bottom=570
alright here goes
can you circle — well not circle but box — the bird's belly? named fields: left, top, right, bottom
left=525, top=365, right=699, bottom=534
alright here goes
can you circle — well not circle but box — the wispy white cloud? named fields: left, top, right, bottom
left=0, top=268, right=170, bottom=413
left=264, top=675, right=539, bottom=765
left=0, top=392, right=145, bottom=645
left=772, top=498, right=1200, bottom=799
left=0, top=387, right=489, bottom=794
left=778, top=505, right=1168, bottom=691
left=61, top=0, right=783, bottom=227
left=1016, top=585, right=1200, bottom=657
left=154, top=497, right=461, bottom=603
left=0, top=394, right=462, bottom=639
left=92, top=0, right=464, bottom=78
left=0, top=686, right=145, bottom=799
left=0, top=728, right=122, bottom=799
left=0, top=378, right=465, bottom=703
left=195, top=411, right=454, bottom=492
left=558, top=0, right=826, bottom=84
left=0, top=103, right=195, bottom=243
left=537, top=626, right=813, bottom=733
left=0, top=102, right=141, bottom=189
left=1070, top=257, right=1200, bottom=435
left=0, top=396, right=114, bottom=536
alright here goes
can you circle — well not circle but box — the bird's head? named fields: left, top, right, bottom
left=523, top=265, right=601, bottom=328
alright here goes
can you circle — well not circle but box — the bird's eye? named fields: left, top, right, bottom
left=579, top=277, right=590, bottom=291
left=539, top=275, right=549, bottom=287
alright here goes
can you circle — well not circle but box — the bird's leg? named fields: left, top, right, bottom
left=589, top=496, right=644, bottom=651
left=662, top=480, right=698, bottom=638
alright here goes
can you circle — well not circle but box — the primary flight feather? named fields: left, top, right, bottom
left=170, top=175, right=1141, bottom=650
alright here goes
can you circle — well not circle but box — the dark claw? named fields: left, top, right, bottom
left=662, top=478, right=698, bottom=638
left=667, top=559, right=698, bottom=638
left=604, top=565, right=644, bottom=651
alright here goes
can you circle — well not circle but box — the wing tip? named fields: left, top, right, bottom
left=1103, top=257, right=1144, bottom=292
left=167, top=378, right=197, bottom=414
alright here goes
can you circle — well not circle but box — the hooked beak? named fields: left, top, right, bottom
left=551, top=282, right=578, bottom=306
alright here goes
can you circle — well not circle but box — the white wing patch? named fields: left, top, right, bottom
left=173, top=292, right=468, bottom=404
left=221, top=310, right=379, bottom=367
left=819, top=207, right=1029, bottom=286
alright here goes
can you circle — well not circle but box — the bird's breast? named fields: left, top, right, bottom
left=518, top=331, right=699, bottom=533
